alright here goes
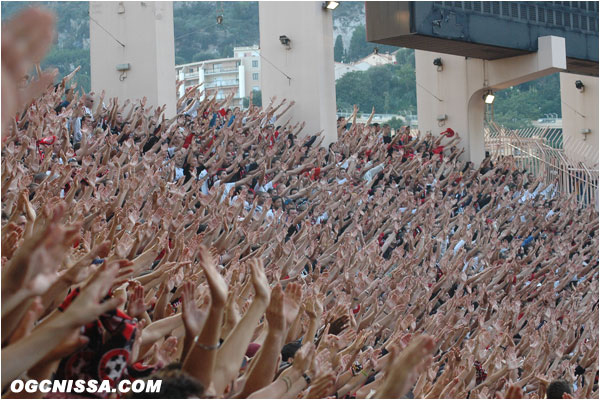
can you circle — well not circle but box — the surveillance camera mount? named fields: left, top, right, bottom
left=279, top=35, right=291, bottom=50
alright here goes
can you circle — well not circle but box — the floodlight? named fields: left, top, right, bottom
left=323, top=1, right=339, bottom=10
left=483, top=91, right=495, bottom=104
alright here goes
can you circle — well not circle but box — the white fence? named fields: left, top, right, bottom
left=484, top=121, right=598, bottom=208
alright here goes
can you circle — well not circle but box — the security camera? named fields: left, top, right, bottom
left=279, top=35, right=291, bottom=49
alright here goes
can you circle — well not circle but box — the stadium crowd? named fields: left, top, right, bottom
left=1, top=7, right=598, bottom=400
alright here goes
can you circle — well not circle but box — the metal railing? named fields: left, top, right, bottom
left=183, top=72, right=200, bottom=80
left=204, top=67, right=239, bottom=75
left=205, top=80, right=240, bottom=89
left=336, top=112, right=409, bottom=124
left=484, top=121, right=598, bottom=208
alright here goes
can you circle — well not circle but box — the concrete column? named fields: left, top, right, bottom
left=416, top=36, right=566, bottom=166
left=199, top=68, right=205, bottom=101
left=238, top=65, right=246, bottom=104
left=90, top=1, right=176, bottom=117
left=259, top=1, right=337, bottom=146
left=560, top=72, right=599, bottom=166
left=177, top=69, right=185, bottom=98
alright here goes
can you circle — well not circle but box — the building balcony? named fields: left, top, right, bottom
left=205, top=79, right=240, bottom=89
left=204, top=67, right=239, bottom=75
left=183, top=72, right=200, bottom=79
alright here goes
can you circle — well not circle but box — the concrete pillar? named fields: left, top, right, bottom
left=90, top=1, right=176, bottom=117
left=416, top=36, right=566, bottom=166
left=238, top=65, right=246, bottom=104
left=560, top=72, right=599, bottom=166
left=177, top=69, right=185, bottom=98
left=259, top=1, right=337, bottom=146
left=199, top=68, right=205, bottom=101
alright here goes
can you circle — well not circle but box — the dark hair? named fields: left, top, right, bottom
left=546, top=380, right=572, bottom=399
left=33, top=173, right=48, bottom=183
left=281, top=340, right=302, bottom=362
left=126, top=363, right=205, bottom=399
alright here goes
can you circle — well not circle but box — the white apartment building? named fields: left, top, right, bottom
left=234, top=45, right=261, bottom=95
left=175, top=45, right=260, bottom=108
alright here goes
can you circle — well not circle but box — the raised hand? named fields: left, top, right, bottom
left=328, top=314, right=350, bottom=336
left=265, top=283, right=285, bottom=332
left=2, top=212, right=78, bottom=317
left=1, top=223, right=23, bottom=260
left=7, top=297, right=43, bottom=345
left=37, top=327, right=90, bottom=365
left=306, top=373, right=336, bottom=399
left=305, top=293, right=323, bottom=319
left=291, top=342, right=316, bottom=374
left=149, top=336, right=179, bottom=368
left=60, top=261, right=124, bottom=328
left=375, top=335, right=435, bottom=398
left=250, top=257, right=270, bottom=303
left=195, top=244, right=227, bottom=306
left=504, top=384, right=524, bottom=399
left=2, top=7, right=57, bottom=135
left=282, top=282, right=302, bottom=329
left=182, top=281, right=207, bottom=338
left=62, top=240, right=111, bottom=286
left=109, top=259, right=135, bottom=290
left=127, top=282, right=151, bottom=318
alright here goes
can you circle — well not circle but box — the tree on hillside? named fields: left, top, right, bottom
left=336, top=58, right=416, bottom=115
left=493, top=73, right=561, bottom=129
left=395, top=48, right=415, bottom=67
left=334, top=35, right=345, bottom=62
left=387, top=116, right=405, bottom=130
left=42, top=48, right=91, bottom=93
left=336, top=70, right=368, bottom=111
left=346, top=25, right=398, bottom=62
left=347, top=26, right=371, bottom=62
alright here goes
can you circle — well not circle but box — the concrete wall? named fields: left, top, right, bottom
left=416, top=36, right=566, bottom=165
left=560, top=72, right=599, bottom=165
left=259, top=1, right=337, bottom=146
left=415, top=51, right=473, bottom=160
left=90, top=1, right=176, bottom=117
